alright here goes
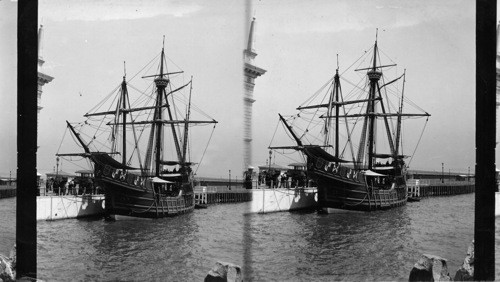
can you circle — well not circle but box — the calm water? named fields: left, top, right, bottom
left=0, top=194, right=497, bottom=281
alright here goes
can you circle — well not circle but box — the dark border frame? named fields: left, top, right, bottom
left=475, top=0, right=496, bottom=280
left=17, top=0, right=38, bottom=279
left=15, top=0, right=497, bottom=280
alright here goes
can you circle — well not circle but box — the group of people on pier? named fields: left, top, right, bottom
left=41, top=177, right=100, bottom=196
left=244, top=166, right=314, bottom=189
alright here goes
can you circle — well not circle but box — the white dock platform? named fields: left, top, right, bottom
left=245, top=187, right=317, bottom=214
left=496, top=192, right=500, bottom=217
left=36, top=194, right=105, bottom=221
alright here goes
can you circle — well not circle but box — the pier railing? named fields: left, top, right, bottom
left=0, top=185, right=16, bottom=199
left=406, top=179, right=475, bottom=198
left=192, top=176, right=319, bottom=206
left=193, top=186, right=252, bottom=205
left=412, top=178, right=476, bottom=186
left=254, top=179, right=315, bottom=189
left=38, top=185, right=103, bottom=197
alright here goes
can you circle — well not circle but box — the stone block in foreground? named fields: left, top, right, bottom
left=409, top=254, right=451, bottom=281
left=0, top=254, right=15, bottom=282
left=204, top=261, right=242, bottom=282
left=454, top=240, right=474, bottom=281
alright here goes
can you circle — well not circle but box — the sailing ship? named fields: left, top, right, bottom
left=274, top=33, right=430, bottom=211
left=58, top=40, right=218, bottom=219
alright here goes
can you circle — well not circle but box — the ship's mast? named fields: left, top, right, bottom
left=182, top=77, right=193, bottom=163
left=152, top=39, right=184, bottom=176
left=66, top=121, right=91, bottom=154
left=121, top=71, right=128, bottom=167
left=324, top=82, right=334, bottom=146
left=154, top=43, right=169, bottom=176
left=334, top=63, right=340, bottom=161
left=279, top=114, right=303, bottom=147
left=325, top=66, right=341, bottom=161
left=395, top=69, right=406, bottom=157
left=366, top=36, right=381, bottom=170
left=162, top=74, right=183, bottom=165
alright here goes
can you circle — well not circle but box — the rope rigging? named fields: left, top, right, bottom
left=281, top=39, right=429, bottom=171
left=407, top=117, right=429, bottom=167
left=56, top=126, right=68, bottom=155
left=194, top=124, right=217, bottom=175
left=58, top=45, right=218, bottom=178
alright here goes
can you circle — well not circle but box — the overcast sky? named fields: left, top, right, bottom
left=0, top=0, right=487, bottom=178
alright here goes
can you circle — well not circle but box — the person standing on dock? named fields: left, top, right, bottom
left=45, top=179, right=50, bottom=195
left=69, top=179, right=75, bottom=195
left=281, top=172, right=288, bottom=188
left=244, top=167, right=254, bottom=189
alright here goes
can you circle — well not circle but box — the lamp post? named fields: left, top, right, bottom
left=441, top=163, right=444, bottom=183
left=468, top=166, right=470, bottom=182
left=56, top=157, right=60, bottom=195
left=228, top=169, right=231, bottom=190
left=56, top=156, right=60, bottom=179
left=269, top=150, right=272, bottom=188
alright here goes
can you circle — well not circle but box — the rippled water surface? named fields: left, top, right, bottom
left=0, top=197, right=15, bottom=256
left=1, top=194, right=497, bottom=280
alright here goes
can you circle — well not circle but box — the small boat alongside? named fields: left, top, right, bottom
left=407, top=197, right=421, bottom=202
left=195, top=203, right=208, bottom=209
left=244, top=155, right=317, bottom=214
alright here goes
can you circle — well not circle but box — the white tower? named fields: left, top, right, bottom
left=243, top=17, right=266, bottom=174
left=37, top=25, right=54, bottom=131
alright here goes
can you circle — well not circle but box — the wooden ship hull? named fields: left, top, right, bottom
left=312, top=168, right=407, bottom=211
left=94, top=163, right=194, bottom=219
left=304, top=148, right=407, bottom=212
left=103, top=183, right=194, bottom=219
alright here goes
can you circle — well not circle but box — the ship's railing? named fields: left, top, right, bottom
left=164, top=195, right=193, bottom=214
left=193, top=178, right=318, bottom=193
left=254, top=179, right=315, bottom=189
left=38, top=184, right=103, bottom=197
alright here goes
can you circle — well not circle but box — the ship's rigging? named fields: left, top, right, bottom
left=57, top=40, right=218, bottom=177
left=270, top=33, right=430, bottom=171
